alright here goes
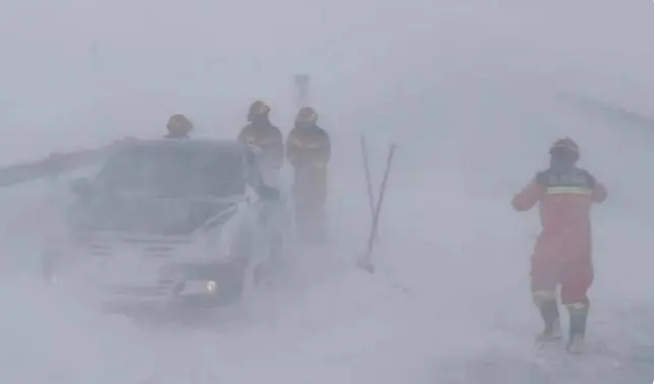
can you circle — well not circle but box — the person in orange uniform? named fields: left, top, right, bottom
left=165, top=114, right=193, bottom=139
left=237, top=100, right=284, bottom=172
left=285, top=107, right=331, bottom=244
left=512, top=138, right=607, bottom=354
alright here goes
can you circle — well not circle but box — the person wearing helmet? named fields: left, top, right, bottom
left=237, top=100, right=284, bottom=172
left=165, top=114, right=193, bottom=139
left=285, top=106, right=331, bottom=244
left=512, top=138, right=607, bottom=354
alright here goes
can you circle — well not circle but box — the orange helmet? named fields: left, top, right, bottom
left=295, top=106, right=318, bottom=125
left=549, top=137, right=579, bottom=161
left=166, top=114, right=193, bottom=137
left=247, top=100, right=270, bottom=121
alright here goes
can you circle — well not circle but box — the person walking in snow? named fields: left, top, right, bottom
left=512, top=138, right=607, bottom=354
left=237, top=100, right=284, bottom=171
left=237, top=100, right=284, bottom=191
left=285, top=106, right=331, bottom=244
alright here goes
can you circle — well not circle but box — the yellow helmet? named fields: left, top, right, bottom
left=166, top=114, right=193, bottom=137
left=550, top=137, right=579, bottom=154
left=549, top=137, right=580, bottom=162
left=247, top=100, right=271, bottom=122
left=295, top=106, right=318, bottom=125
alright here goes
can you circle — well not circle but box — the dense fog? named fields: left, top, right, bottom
left=0, top=0, right=651, bottom=383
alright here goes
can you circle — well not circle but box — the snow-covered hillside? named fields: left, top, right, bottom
left=0, top=0, right=651, bottom=383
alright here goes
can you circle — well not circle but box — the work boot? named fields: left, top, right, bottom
left=566, top=302, right=589, bottom=354
left=535, top=298, right=562, bottom=342
left=536, top=318, right=563, bottom=342
left=567, top=334, right=585, bottom=354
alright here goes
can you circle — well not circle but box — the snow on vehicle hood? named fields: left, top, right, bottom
left=69, top=193, right=241, bottom=237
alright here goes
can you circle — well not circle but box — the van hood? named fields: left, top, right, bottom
left=69, top=195, right=239, bottom=236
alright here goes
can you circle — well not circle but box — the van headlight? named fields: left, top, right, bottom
left=206, top=280, right=218, bottom=292
left=175, top=279, right=219, bottom=295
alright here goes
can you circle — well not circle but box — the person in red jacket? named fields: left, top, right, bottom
left=285, top=106, right=331, bottom=244
left=512, top=138, right=607, bottom=353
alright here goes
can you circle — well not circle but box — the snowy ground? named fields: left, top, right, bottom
left=0, top=0, right=652, bottom=383
left=0, top=97, right=651, bottom=384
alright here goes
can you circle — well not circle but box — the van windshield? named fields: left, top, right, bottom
left=94, top=143, right=245, bottom=199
